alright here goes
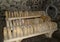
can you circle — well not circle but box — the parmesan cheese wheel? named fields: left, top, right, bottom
left=5, top=11, right=8, bottom=18
left=23, top=26, right=28, bottom=36
left=14, top=11, right=17, bottom=17
left=28, top=11, right=33, bottom=16
left=19, top=11, right=22, bottom=17
left=7, top=28, right=12, bottom=39
left=16, top=26, right=23, bottom=37
left=27, top=25, right=33, bottom=35
left=34, top=18, right=43, bottom=24
left=27, top=26, right=31, bottom=35
left=30, top=25, right=34, bottom=34
left=32, top=11, right=41, bottom=16
left=36, top=24, right=41, bottom=33
left=33, top=25, right=37, bottom=33
left=16, top=11, right=19, bottom=17
left=39, top=22, right=50, bottom=32
left=13, top=27, right=17, bottom=38
left=24, top=19, right=29, bottom=25
left=21, top=11, right=28, bottom=17
left=4, top=27, right=8, bottom=40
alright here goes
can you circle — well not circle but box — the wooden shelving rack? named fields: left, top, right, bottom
left=4, top=11, right=57, bottom=42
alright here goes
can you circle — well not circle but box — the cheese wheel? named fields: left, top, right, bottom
left=24, top=19, right=29, bottom=25
left=28, top=11, right=33, bottom=16
left=16, top=26, right=23, bottom=37
left=19, top=11, right=22, bottom=17
left=39, top=22, right=50, bottom=32
left=14, top=11, right=17, bottom=17
left=21, top=11, right=26, bottom=17
left=5, top=11, right=8, bottom=18
left=16, top=27, right=21, bottom=37
left=30, top=25, right=34, bottom=34
left=33, top=25, right=37, bottom=33
left=27, top=25, right=33, bottom=35
left=34, top=18, right=43, bottom=24
left=36, top=24, right=41, bottom=33
left=7, top=28, right=12, bottom=39
left=25, top=11, right=28, bottom=17
left=4, top=27, right=8, bottom=40
left=32, top=11, right=41, bottom=16
left=30, top=19, right=35, bottom=25
left=13, top=27, right=17, bottom=38
left=16, top=20, right=19, bottom=26
left=23, top=26, right=28, bottom=36
left=27, top=26, right=31, bottom=35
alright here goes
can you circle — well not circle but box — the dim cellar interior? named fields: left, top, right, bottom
left=0, top=0, right=60, bottom=42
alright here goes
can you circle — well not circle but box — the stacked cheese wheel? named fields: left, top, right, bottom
left=3, top=27, right=23, bottom=40
left=4, top=27, right=8, bottom=40
left=22, top=25, right=34, bottom=36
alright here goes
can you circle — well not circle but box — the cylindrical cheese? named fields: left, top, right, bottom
left=4, top=27, right=8, bottom=40
left=36, top=24, right=41, bottom=33
left=27, top=25, right=33, bottom=35
left=39, top=22, right=50, bottom=32
left=23, top=26, right=28, bottom=36
left=14, top=11, right=17, bottom=17
left=5, top=11, right=8, bottom=18
left=16, top=11, right=19, bottom=17
left=33, top=25, right=37, bottom=33
left=16, top=26, right=23, bottom=37
left=19, top=11, right=22, bottom=17
left=30, top=25, right=33, bottom=34
left=7, top=28, right=12, bottom=39
left=27, top=26, right=31, bottom=35
left=13, top=27, right=17, bottom=38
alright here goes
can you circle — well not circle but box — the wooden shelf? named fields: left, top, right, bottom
left=6, top=15, right=41, bottom=20
left=4, top=30, right=54, bottom=42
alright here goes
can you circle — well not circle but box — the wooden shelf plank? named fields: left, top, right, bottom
left=6, top=15, right=41, bottom=20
